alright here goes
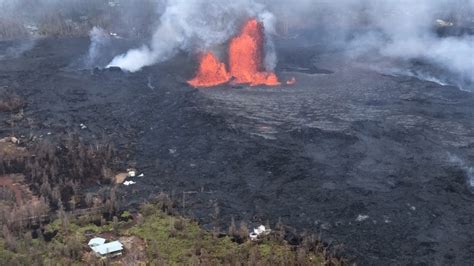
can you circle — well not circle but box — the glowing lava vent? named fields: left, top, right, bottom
left=188, top=18, right=285, bottom=87
left=187, top=52, right=230, bottom=87
left=228, top=19, right=280, bottom=86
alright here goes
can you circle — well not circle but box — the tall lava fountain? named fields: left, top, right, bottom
left=188, top=18, right=281, bottom=87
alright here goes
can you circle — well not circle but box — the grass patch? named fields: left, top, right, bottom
left=0, top=202, right=345, bottom=265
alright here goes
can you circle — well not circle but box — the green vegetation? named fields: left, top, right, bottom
left=0, top=201, right=344, bottom=265
left=0, top=132, right=344, bottom=265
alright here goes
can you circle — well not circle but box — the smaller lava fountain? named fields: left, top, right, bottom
left=188, top=18, right=288, bottom=88
left=187, top=52, right=231, bottom=87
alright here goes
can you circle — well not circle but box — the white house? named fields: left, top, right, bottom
left=88, top=237, right=106, bottom=247
left=249, top=225, right=271, bottom=241
left=88, top=237, right=124, bottom=257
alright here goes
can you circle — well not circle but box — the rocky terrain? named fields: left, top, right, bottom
left=1, top=38, right=473, bottom=264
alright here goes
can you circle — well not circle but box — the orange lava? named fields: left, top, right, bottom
left=187, top=52, right=230, bottom=87
left=228, top=19, right=280, bottom=86
left=286, top=77, right=296, bottom=85
left=188, top=18, right=283, bottom=88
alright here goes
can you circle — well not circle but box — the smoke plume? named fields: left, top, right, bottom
left=84, top=27, right=111, bottom=67
left=0, top=0, right=160, bottom=40
left=270, top=0, right=474, bottom=89
left=107, top=0, right=276, bottom=72
left=104, top=0, right=473, bottom=89
left=0, top=0, right=472, bottom=89
left=0, top=38, right=37, bottom=60
left=448, top=154, right=474, bottom=190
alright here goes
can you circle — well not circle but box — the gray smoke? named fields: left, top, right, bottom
left=0, top=0, right=160, bottom=40
left=270, top=0, right=474, bottom=89
left=448, top=153, right=474, bottom=190
left=0, top=38, right=37, bottom=60
left=0, top=0, right=472, bottom=88
left=85, top=27, right=110, bottom=67
left=107, top=0, right=277, bottom=72
left=105, top=0, right=473, bottom=88
left=346, top=0, right=473, bottom=88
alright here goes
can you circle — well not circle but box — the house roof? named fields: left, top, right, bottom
left=91, top=241, right=123, bottom=255
left=88, top=237, right=106, bottom=247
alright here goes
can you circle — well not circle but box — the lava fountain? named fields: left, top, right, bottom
left=187, top=52, right=230, bottom=87
left=188, top=18, right=283, bottom=87
left=228, top=19, right=280, bottom=86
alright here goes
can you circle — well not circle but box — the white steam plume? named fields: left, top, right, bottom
left=345, top=0, right=474, bottom=87
left=448, top=153, right=474, bottom=190
left=1, top=0, right=472, bottom=88
left=107, top=0, right=277, bottom=72
left=270, top=0, right=474, bottom=89
left=85, top=27, right=111, bottom=68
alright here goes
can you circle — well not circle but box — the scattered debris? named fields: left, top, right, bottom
left=436, top=19, right=454, bottom=27
left=356, top=214, right=370, bottom=222
left=80, top=123, right=87, bottom=130
left=25, top=24, right=39, bottom=34
left=108, top=0, right=120, bottom=8
left=116, top=169, right=140, bottom=185
left=123, top=180, right=136, bottom=186
left=320, top=222, right=331, bottom=230
left=0, top=136, right=19, bottom=144
left=127, top=169, right=136, bottom=177
left=115, top=173, right=128, bottom=184
left=286, top=77, right=296, bottom=85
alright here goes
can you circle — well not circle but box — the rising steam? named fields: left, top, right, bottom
left=271, top=0, right=474, bottom=89
left=85, top=27, right=111, bottom=68
left=448, top=153, right=474, bottom=190
left=105, top=0, right=473, bottom=89
left=0, top=0, right=473, bottom=89
left=188, top=18, right=280, bottom=87
left=106, top=0, right=277, bottom=72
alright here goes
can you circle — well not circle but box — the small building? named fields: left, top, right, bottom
left=249, top=225, right=272, bottom=241
left=88, top=237, right=123, bottom=257
left=88, top=237, right=106, bottom=247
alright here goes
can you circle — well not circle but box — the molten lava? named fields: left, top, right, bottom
left=228, top=19, right=280, bottom=86
left=188, top=18, right=286, bottom=88
left=187, top=52, right=230, bottom=87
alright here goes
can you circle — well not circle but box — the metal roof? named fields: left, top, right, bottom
left=88, top=237, right=106, bottom=247
left=91, top=241, right=123, bottom=255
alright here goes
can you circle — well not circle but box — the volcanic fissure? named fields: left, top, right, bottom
left=188, top=18, right=284, bottom=88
